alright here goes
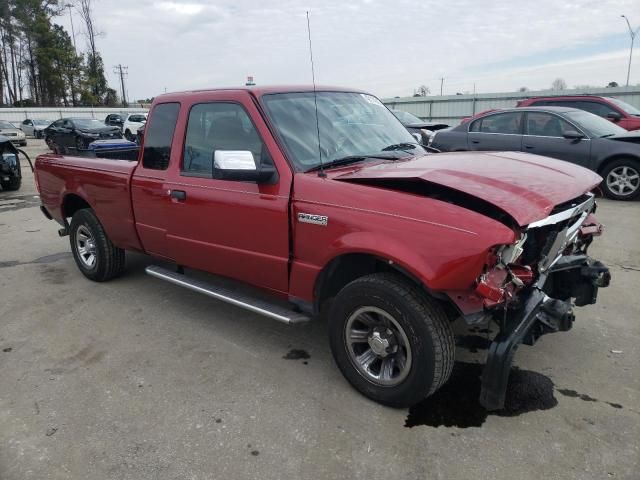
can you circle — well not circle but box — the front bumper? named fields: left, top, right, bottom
left=479, top=254, right=610, bottom=411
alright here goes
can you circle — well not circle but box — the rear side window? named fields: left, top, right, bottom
left=182, top=102, right=272, bottom=177
left=470, top=112, right=522, bottom=134
left=142, top=103, right=180, bottom=170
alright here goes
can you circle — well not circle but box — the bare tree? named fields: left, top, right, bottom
left=551, top=78, right=567, bottom=91
left=518, top=86, right=529, bottom=92
left=413, top=85, right=430, bottom=97
left=76, top=0, right=102, bottom=97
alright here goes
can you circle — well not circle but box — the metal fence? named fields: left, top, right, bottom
left=0, top=107, right=149, bottom=123
left=382, top=86, right=640, bottom=126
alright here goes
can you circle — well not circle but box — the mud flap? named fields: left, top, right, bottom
left=479, top=288, right=547, bottom=411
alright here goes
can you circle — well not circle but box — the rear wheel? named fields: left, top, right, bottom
left=328, top=273, right=455, bottom=408
left=70, top=208, right=126, bottom=281
left=601, top=158, right=640, bottom=200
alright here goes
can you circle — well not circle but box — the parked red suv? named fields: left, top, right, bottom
left=517, top=95, right=640, bottom=131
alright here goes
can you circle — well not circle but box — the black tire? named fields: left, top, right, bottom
left=124, top=129, right=133, bottom=141
left=328, top=272, right=455, bottom=408
left=69, top=208, right=126, bottom=282
left=600, top=158, right=640, bottom=200
left=0, top=177, right=21, bottom=191
left=75, top=136, right=86, bottom=151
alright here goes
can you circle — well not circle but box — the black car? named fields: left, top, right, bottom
left=391, top=110, right=449, bottom=145
left=104, top=113, right=124, bottom=129
left=44, top=118, right=123, bottom=153
left=431, top=106, right=640, bottom=200
left=0, top=135, right=23, bottom=191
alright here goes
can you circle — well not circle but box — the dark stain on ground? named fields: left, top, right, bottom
left=405, top=362, right=557, bottom=428
left=557, top=388, right=598, bottom=402
left=38, top=265, right=67, bottom=284
left=250, top=450, right=260, bottom=456
left=455, top=335, right=492, bottom=353
left=0, top=252, right=71, bottom=270
left=283, top=349, right=310, bottom=360
left=3, top=347, right=12, bottom=352
left=557, top=389, right=624, bottom=410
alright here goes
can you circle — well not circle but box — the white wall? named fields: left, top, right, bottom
left=0, top=107, right=149, bottom=123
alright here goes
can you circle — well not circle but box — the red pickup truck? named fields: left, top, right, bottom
left=35, top=86, right=610, bottom=411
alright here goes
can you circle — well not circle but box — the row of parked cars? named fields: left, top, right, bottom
left=396, top=95, right=640, bottom=200
left=0, top=113, right=147, bottom=191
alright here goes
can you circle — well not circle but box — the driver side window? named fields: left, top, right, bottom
left=182, top=102, right=273, bottom=177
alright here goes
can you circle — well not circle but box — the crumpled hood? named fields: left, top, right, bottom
left=333, top=151, right=602, bottom=226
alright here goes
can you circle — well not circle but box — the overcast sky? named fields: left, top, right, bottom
left=54, top=0, right=639, bottom=101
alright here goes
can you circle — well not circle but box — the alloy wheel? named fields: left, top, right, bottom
left=606, top=165, right=640, bottom=197
left=344, top=306, right=412, bottom=386
left=75, top=225, right=97, bottom=269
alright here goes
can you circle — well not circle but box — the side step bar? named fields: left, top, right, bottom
left=145, top=265, right=311, bottom=324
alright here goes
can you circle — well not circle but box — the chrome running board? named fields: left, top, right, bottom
left=145, top=265, right=311, bottom=324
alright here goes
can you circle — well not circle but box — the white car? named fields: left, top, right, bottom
left=20, top=119, right=53, bottom=138
left=122, top=113, right=148, bottom=141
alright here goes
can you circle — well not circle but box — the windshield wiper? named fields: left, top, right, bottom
left=600, top=134, right=616, bottom=138
left=381, top=142, right=418, bottom=152
left=306, top=153, right=403, bottom=173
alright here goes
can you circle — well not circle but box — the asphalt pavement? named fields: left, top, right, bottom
left=1, top=140, right=638, bottom=479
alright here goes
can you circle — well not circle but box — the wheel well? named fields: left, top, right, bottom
left=62, top=194, right=90, bottom=219
left=313, top=253, right=457, bottom=318
left=597, top=155, right=640, bottom=175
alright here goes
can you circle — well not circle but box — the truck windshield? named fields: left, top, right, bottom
left=261, top=91, right=424, bottom=171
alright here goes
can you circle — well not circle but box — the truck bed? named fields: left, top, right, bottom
left=35, top=154, right=143, bottom=251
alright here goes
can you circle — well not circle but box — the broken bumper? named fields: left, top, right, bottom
left=479, top=254, right=610, bottom=411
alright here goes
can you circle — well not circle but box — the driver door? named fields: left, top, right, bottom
left=164, top=92, right=293, bottom=295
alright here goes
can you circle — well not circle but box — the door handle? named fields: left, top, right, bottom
left=523, top=144, right=534, bottom=149
left=471, top=140, right=480, bottom=144
left=170, top=189, right=186, bottom=201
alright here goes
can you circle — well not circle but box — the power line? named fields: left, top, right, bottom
left=113, top=64, right=128, bottom=106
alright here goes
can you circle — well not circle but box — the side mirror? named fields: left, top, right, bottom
left=606, top=111, right=622, bottom=121
left=411, top=132, right=422, bottom=143
left=212, top=150, right=275, bottom=183
left=562, top=130, right=585, bottom=140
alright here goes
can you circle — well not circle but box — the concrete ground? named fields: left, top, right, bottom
left=1, top=140, right=638, bottom=480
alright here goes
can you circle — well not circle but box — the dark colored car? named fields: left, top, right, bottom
left=430, top=106, right=640, bottom=200
left=517, top=95, right=640, bottom=132
left=44, top=118, right=123, bottom=153
left=0, top=135, right=23, bottom=191
left=391, top=110, right=449, bottom=144
left=104, top=113, right=125, bottom=129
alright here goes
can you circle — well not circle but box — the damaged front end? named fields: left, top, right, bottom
left=471, top=193, right=610, bottom=411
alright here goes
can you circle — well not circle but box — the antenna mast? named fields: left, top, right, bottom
left=306, top=11, right=325, bottom=178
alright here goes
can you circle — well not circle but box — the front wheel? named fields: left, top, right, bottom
left=70, top=208, right=126, bottom=282
left=124, top=129, right=133, bottom=141
left=328, top=273, right=455, bottom=408
left=601, top=158, right=640, bottom=200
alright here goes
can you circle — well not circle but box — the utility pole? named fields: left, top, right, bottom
left=113, top=64, right=128, bottom=107
left=621, top=15, right=639, bottom=87
left=65, top=4, right=77, bottom=53
left=440, top=77, right=444, bottom=96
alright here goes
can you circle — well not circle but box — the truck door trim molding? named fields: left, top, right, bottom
left=164, top=180, right=288, bottom=199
